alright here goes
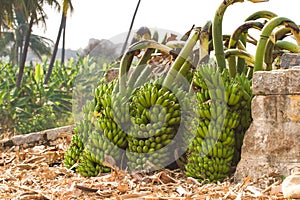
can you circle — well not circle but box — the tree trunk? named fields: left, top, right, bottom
left=44, top=12, right=66, bottom=84
left=120, top=0, right=141, bottom=55
left=61, top=17, right=66, bottom=65
left=16, top=17, right=34, bottom=89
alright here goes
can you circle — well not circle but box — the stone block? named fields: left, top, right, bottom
left=234, top=120, right=300, bottom=181
left=252, top=67, right=300, bottom=95
left=251, top=95, right=300, bottom=123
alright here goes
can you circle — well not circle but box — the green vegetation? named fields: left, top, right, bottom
left=0, top=57, right=107, bottom=135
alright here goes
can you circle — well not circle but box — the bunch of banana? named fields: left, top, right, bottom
left=125, top=81, right=191, bottom=171
left=89, top=79, right=129, bottom=172
left=94, top=79, right=117, bottom=118
left=95, top=116, right=127, bottom=149
left=94, top=79, right=129, bottom=149
left=64, top=77, right=127, bottom=176
left=76, top=148, right=110, bottom=177
left=63, top=133, right=84, bottom=169
left=230, top=73, right=253, bottom=166
left=186, top=64, right=239, bottom=182
left=85, top=129, right=123, bottom=168
left=63, top=118, right=92, bottom=169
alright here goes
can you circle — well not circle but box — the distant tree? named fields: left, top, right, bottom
left=16, top=0, right=60, bottom=89
left=0, top=10, right=52, bottom=65
left=0, top=0, right=15, bottom=37
left=44, top=0, right=73, bottom=84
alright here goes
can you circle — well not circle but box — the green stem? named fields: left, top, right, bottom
left=275, top=27, right=292, bottom=40
left=227, top=21, right=264, bottom=77
left=229, top=21, right=264, bottom=49
left=236, top=33, right=247, bottom=74
left=264, top=37, right=275, bottom=70
left=254, top=17, right=299, bottom=71
left=119, top=40, right=172, bottom=94
left=176, top=58, right=192, bottom=80
left=127, top=48, right=155, bottom=89
left=213, top=0, right=243, bottom=71
left=244, top=10, right=277, bottom=21
left=225, top=49, right=255, bottom=69
left=163, top=28, right=200, bottom=88
left=119, top=51, right=135, bottom=95
left=133, top=65, right=153, bottom=89
left=275, top=40, right=300, bottom=53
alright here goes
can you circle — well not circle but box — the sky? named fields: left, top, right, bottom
left=33, top=0, right=300, bottom=50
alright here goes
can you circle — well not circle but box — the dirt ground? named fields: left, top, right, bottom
left=0, top=131, right=286, bottom=200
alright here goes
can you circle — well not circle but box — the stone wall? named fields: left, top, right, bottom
left=234, top=66, right=300, bottom=182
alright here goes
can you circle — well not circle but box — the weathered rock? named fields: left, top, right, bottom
left=280, top=53, right=300, bottom=69
left=0, top=125, right=74, bottom=148
left=252, top=67, right=300, bottom=95
left=234, top=67, right=300, bottom=182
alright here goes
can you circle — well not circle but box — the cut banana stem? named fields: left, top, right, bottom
left=229, top=21, right=264, bottom=49
left=133, top=65, right=153, bottom=89
left=176, top=58, right=192, bottom=81
left=199, top=21, right=212, bottom=65
left=275, top=27, right=293, bottom=40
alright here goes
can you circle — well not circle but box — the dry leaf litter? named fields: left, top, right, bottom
left=0, top=131, right=288, bottom=200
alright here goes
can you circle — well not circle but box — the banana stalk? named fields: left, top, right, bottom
left=213, top=0, right=243, bottom=71
left=119, top=40, right=173, bottom=94
left=225, top=49, right=256, bottom=67
left=212, top=0, right=268, bottom=70
left=127, top=48, right=156, bottom=89
left=227, top=21, right=264, bottom=77
left=163, top=27, right=200, bottom=88
left=229, top=21, right=264, bottom=49
left=275, top=40, right=300, bottom=53
left=244, top=10, right=277, bottom=21
left=275, top=27, right=293, bottom=40
left=176, top=58, right=192, bottom=81
left=254, top=17, right=300, bottom=71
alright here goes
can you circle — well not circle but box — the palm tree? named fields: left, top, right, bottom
left=44, top=0, right=73, bottom=84
left=0, top=0, right=16, bottom=37
left=0, top=27, right=52, bottom=65
left=16, top=0, right=60, bottom=89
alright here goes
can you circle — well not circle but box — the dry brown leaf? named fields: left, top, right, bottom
left=17, top=163, right=36, bottom=170
left=159, top=171, right=177, bottom=184
left=117, top=182, right=129, bottom=193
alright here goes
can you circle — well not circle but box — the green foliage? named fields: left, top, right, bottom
left=0, top=56, right=103, bottom=135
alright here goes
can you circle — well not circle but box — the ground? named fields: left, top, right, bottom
left=0, top=129, right=286, bottom=200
